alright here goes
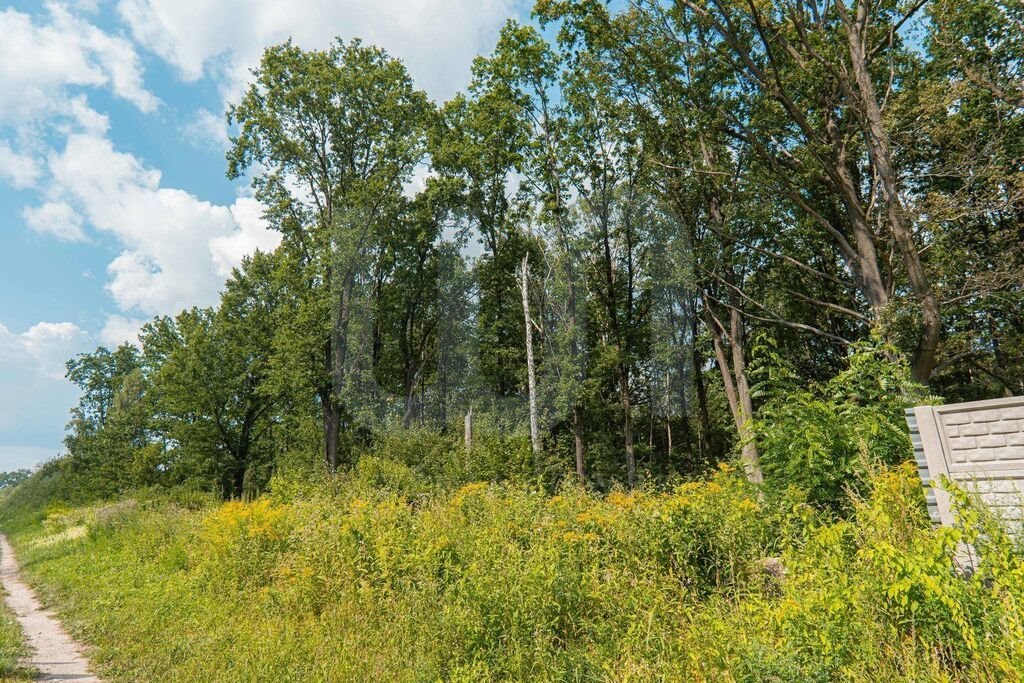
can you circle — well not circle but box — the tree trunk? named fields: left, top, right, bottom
left=320, top=386, right=340, bottom=471
left=321, top=331, right=340, bottom=470
left=729, top=307, right=762, bottom=484
left=326, top=275, right=354, bottom=470
left=521, top=254, right=541, bottom=457
left=620, top=365, right=637, bottom=487
left=842, top=1, right=941, bottom=383
left=708, top=308, right=763, bottom=484
left=573, top=404, right=585, bottom=483
left=691, top=316, right=713, bottom=461
left=568, top=279, right=586, bottom=483
left=666, top=416, right=673, bottom=461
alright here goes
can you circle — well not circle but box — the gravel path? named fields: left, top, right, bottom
left=0, top=534, right=101, bottom=682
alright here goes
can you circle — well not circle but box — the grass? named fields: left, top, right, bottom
left=2, top=461, right=1024, bottom=682
left=0, top=574, right=36, bottom=682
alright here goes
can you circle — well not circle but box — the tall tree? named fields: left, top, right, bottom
left=228, top=39, right=429, bottom=469
left=486, top=21, right=590, bottom=481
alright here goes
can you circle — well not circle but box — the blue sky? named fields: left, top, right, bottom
left=0, top=0, right=528, bottom=471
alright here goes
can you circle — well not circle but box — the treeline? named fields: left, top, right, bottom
left=57, top=0, right=1021, bottom=502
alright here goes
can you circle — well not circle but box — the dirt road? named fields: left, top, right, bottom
left=0, top=534, right=101, bottom=682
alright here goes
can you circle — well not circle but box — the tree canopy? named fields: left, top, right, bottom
left=53, top=0, right=1022, bottom=505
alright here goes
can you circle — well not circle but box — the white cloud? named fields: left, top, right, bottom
left=0, top=0, right=527, bottom=465
left=209, top=196, right=280, bottom=277
left=183, top=107, right=229, bottom=150
left=99, top=314, right=147, bottom=347
left=40, top=131, right=279, bottom=316
left=61, top=94, right=110, bottom=136
left=22, top=200, right=86, bottom=241
left=0, top=140, right=41, bottom=188
left=118, top=0, right=524, bottom=102
left=0, top=321, right=90, bottom=380
left=0, top=4, right=157, bottom=124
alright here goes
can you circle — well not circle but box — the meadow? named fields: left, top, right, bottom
left=1, top=458, right=1022, bottom=682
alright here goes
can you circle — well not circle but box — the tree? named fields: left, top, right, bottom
left=370, top=188, right=454, bottom=427
left=228, top=39, right=429, bottom=470
left=63, top=344, right=145, bottom=498
left=431, top=70, right=536, bottom=401
left=65, top=344, right=141, bottom=429
left=0, top=470, right=31, bottom=489
left=142, top=254, right=282, bottom=498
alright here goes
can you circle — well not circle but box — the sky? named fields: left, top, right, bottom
left=0, top=0, right=528, bottom=471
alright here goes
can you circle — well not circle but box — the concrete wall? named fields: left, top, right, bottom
left=906, top=396, right=1024, bottom=528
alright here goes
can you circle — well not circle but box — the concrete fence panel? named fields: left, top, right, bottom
left=906, top=396, right=1024, bottom=528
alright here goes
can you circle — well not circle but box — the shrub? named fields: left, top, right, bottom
left=754, top=337, right=929, bottom=512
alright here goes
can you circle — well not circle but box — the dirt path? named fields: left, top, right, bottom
left=0, top=534, right=101, bottom=682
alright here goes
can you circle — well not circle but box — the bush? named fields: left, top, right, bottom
left=754, top=337, right=930, bottom=512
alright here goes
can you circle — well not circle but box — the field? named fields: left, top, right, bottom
left=1, top=461, right=1022, bottom=682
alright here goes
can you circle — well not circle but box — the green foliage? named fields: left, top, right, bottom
left=5, top=464, right=1024, bottom=681
left=753, top=338, right=928, bottom=511
left=0, top=472, right=30, bottom=491
left=356, top=423, right=535, bottom=489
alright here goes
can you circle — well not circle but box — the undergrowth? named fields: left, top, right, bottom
left=1, top=461, right=1022, bottom=682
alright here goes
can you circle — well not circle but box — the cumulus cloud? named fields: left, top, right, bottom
left=118, top=0, right=523, bottom=102
left=183, top=107, right=229, bottom=150
left=0, top=321, right=90, bottom=380
left=37, top=131, right=279, bottom=316
left=0, top=321, right=91, bottom=468
left=99, top=314, right=148, bottom=347
left=1, top=0, right=533, bottom=468
left=0, top=3, right=157, bottom=124
left=0, top=140, right=41, bottom=189
left=21, top=322, right=92, bottom=378
left=209, top=196, right=281, bottom=277
left=5, top=0, right=520, bottom=327
left=22, top=200, right=86, bottom=241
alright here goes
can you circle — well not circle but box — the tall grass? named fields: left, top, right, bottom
left=1, top=461, right=1022, bottom=681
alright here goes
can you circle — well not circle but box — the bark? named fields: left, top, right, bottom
left=620, top=366, right=637, bottom=487
left=707, top=309, right=762, bottom=484
left=699, top=141, right=762, bottom=483
left=842, top=0, right=941, bottom=382
left=320, top=328, right=340, bottom=470
left=729, top=307, right=763, bottom=484
left=830, top=144, right=890, bottom=311
left=666, top=416, right=673, bottom=461
left=538, top=78, right=586, bottom=480
left=521, top=254, right=541, bottom=457
left=598, top=200, right=637, bottom=487
left=323, top=270, right=355, bottom=471
left=573, top=405, right=586, bottom=483
left=691, top=315, right=714, bottom=460
left=569, top=279, right=586, bottom=483
left=320, top=385, right=340, bottom=471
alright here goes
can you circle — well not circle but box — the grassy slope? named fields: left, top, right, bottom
left=2, top=462, right=1024, bottom=682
